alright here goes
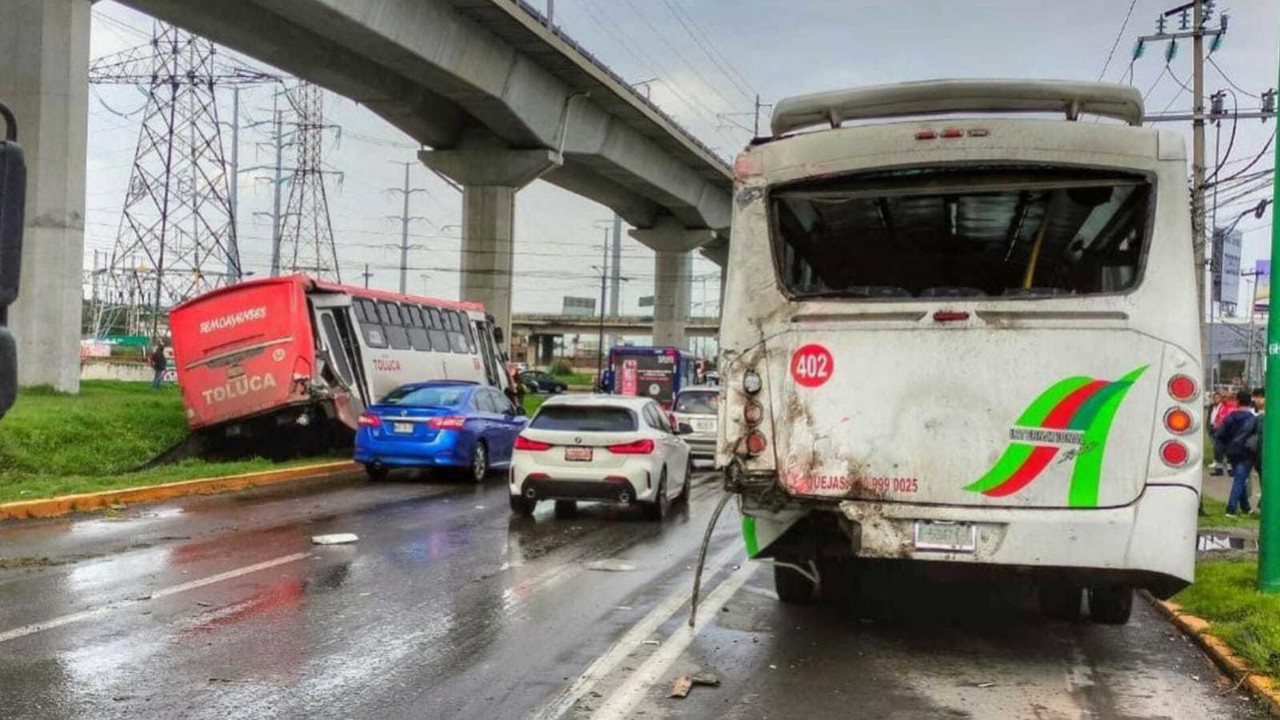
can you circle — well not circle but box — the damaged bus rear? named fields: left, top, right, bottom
left=717, top=80, right=1202, bottom=622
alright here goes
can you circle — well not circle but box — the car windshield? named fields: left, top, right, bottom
left=379, top=385, right=470, bottom=408
left=675, top=391, right=718, bottom=414
left=530, top=405, right=637, bottom=432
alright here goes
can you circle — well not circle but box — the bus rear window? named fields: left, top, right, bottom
left=771, top=166, right=1151, bottom=300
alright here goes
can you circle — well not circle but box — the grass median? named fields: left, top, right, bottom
left=0, top=381, right=326, bottom=504
left=1175, top=558, right=1280, bottom=684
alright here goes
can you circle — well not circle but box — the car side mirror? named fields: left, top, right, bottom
left=677, top=422, right=694, bottom=435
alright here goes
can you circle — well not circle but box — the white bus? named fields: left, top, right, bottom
left=716, top=80, right=1202, bottom=623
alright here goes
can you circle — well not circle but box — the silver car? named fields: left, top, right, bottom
left=672, top=385, right=719, bottom=459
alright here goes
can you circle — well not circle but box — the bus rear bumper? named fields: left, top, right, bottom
left=744, top=483, right=1199, bottom=597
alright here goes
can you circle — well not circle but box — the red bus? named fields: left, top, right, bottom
left=169, top=275, right=512, bottom=450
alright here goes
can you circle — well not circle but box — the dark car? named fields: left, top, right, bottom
left=355, top=380, right=527, bottom=482
left=519, top=370, right=568, bottom=394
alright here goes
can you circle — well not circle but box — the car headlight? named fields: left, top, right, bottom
left=742, top=370, right=762, bottom=395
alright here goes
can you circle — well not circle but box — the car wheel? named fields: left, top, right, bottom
left=554, top=500, right=577, bottom=518
left=365, top=465, right=388, bottom=482
left=644, top=469, right=669, bottom=521
left=675, top=457, right=692, bottom=504
left=468, top=441, right=488, bottom=483
left=774, top=559, right=816, bottom=604
left=1087, top=586, right=1133, bottom=625
left=510, top=494, right=535, bottom=517
left=1039, top=583, right=1083, bottom=621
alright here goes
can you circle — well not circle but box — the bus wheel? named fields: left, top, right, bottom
left=773, top=560, right=816, bottom=604
left=510, top=494, right=536, bottom=517
left=1087, top=586, right=1133, bottom=625
left=1039, top=583, right=1083, bottom=621
left=365, top=465, right=388, bottom=482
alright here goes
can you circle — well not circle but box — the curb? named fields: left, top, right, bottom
left=1145, top=592, right=1280, bottom=716
left=0, top=461, right=360, bottom=522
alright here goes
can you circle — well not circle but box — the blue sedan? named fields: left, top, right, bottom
left=354, top=381, right=528, bottom=482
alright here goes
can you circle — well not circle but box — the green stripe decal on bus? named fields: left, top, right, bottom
left=743, top=516, right=760, bottom=557
left=965, top=366, right=1147, bottom=507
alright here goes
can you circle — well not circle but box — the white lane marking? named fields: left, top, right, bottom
left=0, top=552, right=311, bottom=644
left=528, top=542, right=744, bottom=720
left=589, top=558, right=757, bottom=720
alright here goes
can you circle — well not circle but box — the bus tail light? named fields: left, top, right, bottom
left=358, top=413, right=381, bottom=428
left=427, top=416, right=467, bottom=430
left=743, top=402, right=763, bottom=425
left=1167, top=374, right=1198, bottom=401
left=745, top=431, right=767, bottom=456
left=914, top=129, right=936, bottom=140
left=1164, top=407, right=1194, bottom=435
left=940, top=127, right=964, bottom=138
left=1159, top=440, right=1190, bottom=467
left=514, top=435, right=552, bottom=451
left=608, top=438, right=655, bottom=455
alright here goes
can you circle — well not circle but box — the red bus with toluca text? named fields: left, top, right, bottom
left=169, top=275, right=512, bottom=451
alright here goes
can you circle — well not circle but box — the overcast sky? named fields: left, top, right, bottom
left=85, top=0, right=1280, bottom=320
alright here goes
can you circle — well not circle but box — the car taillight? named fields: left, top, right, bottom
left=745, top=430, right=767, bottom=455
left=1164, top=407, right=1194, bottom=434
left=1160, top=440, right=1190, bottom=467
left=514, top=435, right=552, bottom=451
left=607, top=438, right=655, bottom=454
left=427, top=416, right=466, bottom=430
left=743, top=402, right=763, bottom=425
left=1167, top=374, right=1198, bottom=401
left=358, top=413, right=381, bottom=428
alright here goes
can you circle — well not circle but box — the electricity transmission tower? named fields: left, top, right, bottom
left=88, top=21, right=276, bottom=337
left=275, top=82, right=343, bottom=282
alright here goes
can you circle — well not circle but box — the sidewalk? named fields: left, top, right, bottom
left=1201, top=467, right=1262, bottom=507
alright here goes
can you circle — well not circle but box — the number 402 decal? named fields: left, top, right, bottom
left=791, top=344, right=833, bottom=388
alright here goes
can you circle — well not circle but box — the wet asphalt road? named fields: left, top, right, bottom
left=0, top=470, right=1266, bottom=719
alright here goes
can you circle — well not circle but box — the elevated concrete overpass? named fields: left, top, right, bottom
left=511, top=313, right=720, bottom=367
left=1, top=0, right=736, bottom=390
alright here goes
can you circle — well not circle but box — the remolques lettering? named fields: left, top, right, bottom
left=200, top=306, right=267, bottom=334
left=201, top=373, right=278, bottom=406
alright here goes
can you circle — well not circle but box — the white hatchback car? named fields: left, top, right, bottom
left=509, top=395, right=693, bottom=520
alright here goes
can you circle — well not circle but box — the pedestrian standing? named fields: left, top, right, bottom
left=150, top=343, right=167, bottom=389
left=1208, top=390, right=1230, bottom=475
left=1252, top=387, right=1267, bottom=512
left=1215, top=390, right=1258, bottom=516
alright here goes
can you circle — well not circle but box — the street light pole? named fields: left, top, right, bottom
left=1260, top=11, right=1280, bottom=592
left=595, top=229, right=609, bottom=391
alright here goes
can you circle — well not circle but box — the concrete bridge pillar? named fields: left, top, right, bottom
left=631, top=217, right=713, bottom=349
left=0, top=0, right=90, bottom=392
left=420, top=132, right=559, bottom=350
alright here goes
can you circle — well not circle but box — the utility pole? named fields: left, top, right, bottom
left=228, top=86, right=241, bottom=281
left=1260, top=5, right=1280, bottom=593
left=269, top=106, right=284, bottom=275
left=362, top=263, right=372, bottom=289
left=1134, top=1, right=1228, bottom=389
left=595, top=227, right=609, bottom=387
left=385, top=161, right=428, bottom=294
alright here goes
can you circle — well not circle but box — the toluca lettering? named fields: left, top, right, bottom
left=201, top=372, right=278, bottom=405
left=200, top=306, right=267, bottom=334
left=372, top=358, right=402, bottom=372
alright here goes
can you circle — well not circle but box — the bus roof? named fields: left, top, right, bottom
left=609, top=345, right=694, bottom=357
left=770, top=79, right=1144, bottom=137
left=171, top=274, right=486, bottom=314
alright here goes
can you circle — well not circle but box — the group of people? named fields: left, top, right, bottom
left=1209, top=387, right=1267, bottom=516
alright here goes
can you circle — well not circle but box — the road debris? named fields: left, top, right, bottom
left=976, top=682, right=995, bottom=688
left=586, top=559, right=637, bottom=572
left=670, top=671, right=720, bottom=698
left=642, top=639, right=660, bottom=646
left=312, top=533, right=359, bottom=545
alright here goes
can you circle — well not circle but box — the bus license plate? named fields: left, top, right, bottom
left=913, top=521, right=976, bottom=553
left=393, top=422, right=414, bottom=434
left=565, top=446, right=593, bottom=462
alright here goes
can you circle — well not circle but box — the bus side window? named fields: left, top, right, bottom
left=425, top=306, right=450, bottom=351
left=461, top=315, right=478, bottom=354
left=445, top=310, right=468, bottom=354
left=405, top=305, right=431, bottom=352
left=379, top=301, right=411, bottom=350
left=356, top=298, right=387, bottom=348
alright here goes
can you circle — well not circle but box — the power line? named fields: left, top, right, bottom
left=657, top=0, right=756, bottom=102
left=1208, top=55, right=1262, bottom=99
left=1097, top=0, right=1141, bottom=81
